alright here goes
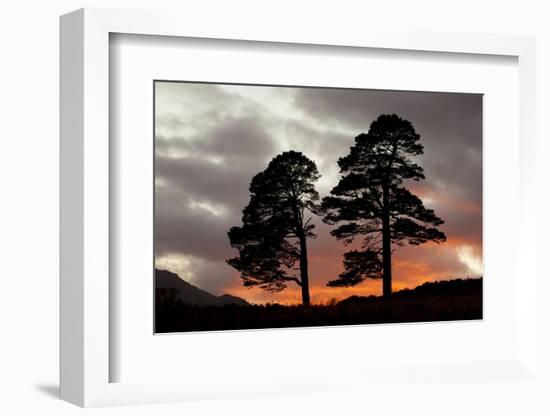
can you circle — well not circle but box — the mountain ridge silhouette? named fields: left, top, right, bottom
left=155, top=268, right=249, bottom=306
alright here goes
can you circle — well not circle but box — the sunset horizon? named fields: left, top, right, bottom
left=156, top=265, right=483, bottom=306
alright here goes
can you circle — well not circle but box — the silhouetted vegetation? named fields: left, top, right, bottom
left=155, top=278, right=482, bottom=333
left=323, top=114, right=446, bottom=296
left=227, top=151, right=321, bottom=305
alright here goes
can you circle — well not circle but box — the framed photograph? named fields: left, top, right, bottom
left=60, top=8, right=539, bottom=408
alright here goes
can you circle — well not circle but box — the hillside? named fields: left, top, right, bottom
left=156, top=276, right=482, bottom=333
left=155, top=269, right=249, bottom=306
left=338, top=278, right=482, bottom=305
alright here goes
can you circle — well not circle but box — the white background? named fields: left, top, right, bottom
left=1, top=1, right=549, bottom=415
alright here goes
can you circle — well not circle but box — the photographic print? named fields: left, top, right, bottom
left=154, top=81, right=482, bottom=333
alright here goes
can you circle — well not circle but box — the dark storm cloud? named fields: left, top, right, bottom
left=156, top=114, right=276, bottom=206
left=155, top=115, right=279, bottom=258
left=294, top=88, right=482, bottom=201
left=157, top=155, right=250, bottom=214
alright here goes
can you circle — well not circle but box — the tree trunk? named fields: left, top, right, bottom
left=297, top=231, right=311, bottom=306
left=381, top=183, right=392, bottom=297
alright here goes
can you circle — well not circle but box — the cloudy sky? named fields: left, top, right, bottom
left=154, top=81, right=482, bottom=304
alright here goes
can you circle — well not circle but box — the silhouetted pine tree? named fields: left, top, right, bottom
left=323, top=114, right=446, bottom=296
left=227, top=151, right=321, bottom=305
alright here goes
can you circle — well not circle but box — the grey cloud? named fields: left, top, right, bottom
left=294, top=88, right=482, bottom=204
left=192, top=260, right=239, bottom=295
left=154, top=85, right=281, bottom=272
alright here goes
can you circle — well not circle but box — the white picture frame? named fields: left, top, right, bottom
left=60, top=7, right=539, bottom=408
